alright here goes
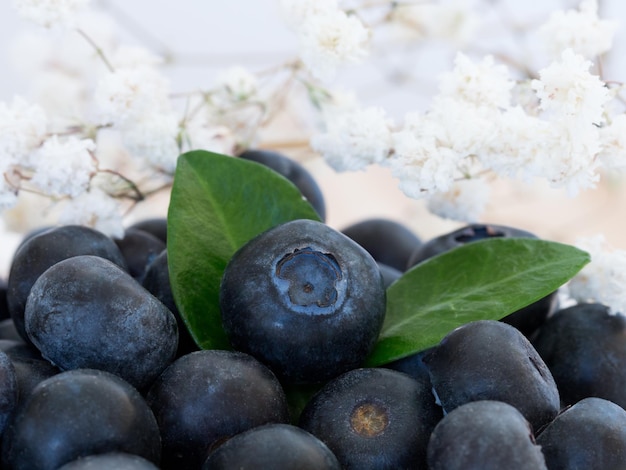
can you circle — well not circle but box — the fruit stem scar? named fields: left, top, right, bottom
left=350, top=402, right=389, bottom=438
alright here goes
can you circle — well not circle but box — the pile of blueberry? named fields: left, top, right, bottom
left=0, top=149, right=624, bottom=470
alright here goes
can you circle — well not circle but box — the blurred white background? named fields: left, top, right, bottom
left=1, top=0, right=626, bottom=277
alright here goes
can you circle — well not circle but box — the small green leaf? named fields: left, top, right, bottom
left=365, top=238, right=590, bottom=367
left=167, top=150, right=321, bottom=350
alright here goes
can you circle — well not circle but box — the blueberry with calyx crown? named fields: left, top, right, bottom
left=219, top=219, right=386, bottom=384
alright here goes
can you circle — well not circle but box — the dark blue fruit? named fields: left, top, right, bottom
left=114, top=228, right=166, bottom=281
left=0, top=350, right=17, bottom=437
left=128, top=217, right=168, bottom=244
left=145, top=349, right=290, bottom=469
left=423, top=320, right=560, bottom=431
left=7, top=225, right=127, bottom=344
left=531, top=302, right=626, bottom=409
left=406, top=223, right=558, bottom=336
left=57, top=453, right=159, bottom=470
left=2, top=368, right=161, bottom=470
left=536, top=397, right=626, bottom=470
left=24, top=255, right=178, bottom=391
left=220, top=219, right=386, bottom=384
left=341, top=218, right=422, bottom=272
left=299, top=367, right=442, bottom=469
left=377, top=262, right=402, bottom=288
left=239, top=149, right=327, bottom=221
left=427, top=400, right=547, bottom=470
left=202, top=423, right=341, bottom=470
left=142, top=250, right=198, bottom=357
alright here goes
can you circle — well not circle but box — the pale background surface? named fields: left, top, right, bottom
left=1, top=1, right=626, bottom=276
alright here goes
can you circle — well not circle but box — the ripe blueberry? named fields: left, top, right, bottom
left=24, top=255, right=178, bottom=391
left=2, top=368, right=161, bottom=470
left=427, top=400, right=547, bottom=470
left=299, top=367, right=442, bottom=469
left=201, top=423, right=341, bottom=469
left=220, top=219, right=386, bottom=384
left=145, top=349, right=290, bottom=469
left=423, top=320, right=560, bottom=431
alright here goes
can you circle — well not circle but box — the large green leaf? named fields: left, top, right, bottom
left=167, top=150, right=321, bottom=350
left=365, top=238, right=590, bottom=366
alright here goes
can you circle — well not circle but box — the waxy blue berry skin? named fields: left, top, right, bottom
left=24, top=255, right=178, bottom=391
left=219, top=219, right=386, bottom=384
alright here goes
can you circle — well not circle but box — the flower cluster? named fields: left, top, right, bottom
left=1, top=0, right=625, bottom=311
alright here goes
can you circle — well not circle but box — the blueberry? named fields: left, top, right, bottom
left=114, top=228, right=166, bottom=281
left=142, top=250, right=199, bottom=357
left=220, top=219, right=386, bottom=384
left=128, top=217, right=168, bottom=244
left=145, top=349, right=290, bottom=469
left=423, top=320, right=560, bottom=431
left=536, top=397, right=626, bottom=469
left=383, top=345, right=435, bottom=386
left=531, top=302, right=626, bottom=409
left=0, top=350, right=17, bottom=437
left=427, top=400, right=547, bottom=470
left=2, top=369, right=161, bottom=470
left=24, top=255, right=178, bottom=391
left=202, top=423, right=341, bottom=470
left=238, top=149, right=327, bottom=221
left=341, top=218, right=422, bottom=272
left=7, top=225, right=128, bottom=344
left=406, top=223, right=558, bottom=336
left=299, top=367, right=442, bottom=469
left=57, top=453, right=160, bottom=470
left=377, top=262, right=402, bottom=289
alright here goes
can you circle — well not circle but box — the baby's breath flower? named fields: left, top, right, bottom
left=121, top=113, right=180, bottom=174
left=438, top=53, right=514, bottom=110
left=568, top=235, right=626, bottom=315
left=531, top=49, right=610, bottom=125
left=538, top=0, right=618, bottom=60
left=298, top=9, right=369, bottom=82
left=29, top=135, right=96, bottom=198
left=93, top=66, right=172, bottom=126
left=311, top=106, right=392, bottom=172
left=427, top=179, right=489, bottom=223
left=0, top=96, right=48, bottom=162
left=388, top=112, right=460, bottom=198
left=598, top=114, right=626, bottom=171
left=278, top=0, right=338, bottom=29
left=59, top=187, right=124, bottom=239
left=213, top=66, right=259, bottom=105
left=12, top=0, right=90, bottom=29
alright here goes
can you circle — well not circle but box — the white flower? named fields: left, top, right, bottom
left=388, top=0, right=478, bottom=45
left=438, top=53, right=513, bottom=110
left=567, top=234, right=626, bottom=315
left=278, top=0, right=338, bottom=28
left=182, top=122, right=236, bottom=156
left=93, top=66, right=172, bottom=126
left=0, top=96, right=48, bottom=162
left=537, top=0, right=618, bottom=59
left=12, top=0, right=90, bottom=28
left=121, top=113, right=180, bottom=174
left=531, top=49, right=610, bottom=125
left=111, top=46, right=164, bottom=69
left=212, top=66, right=259, bottom=105
left=59, top=187, right=124, bottom=239
left=311, top=106, right=392, bottom=172
left=298, top=9, right=369, bottom=82
left=598, top=114, right=626, bottom=171
left=388, top=112, right=460, bottom=198
left=427, top=178, right=489, bottom=223
left=29, top=135, right=96, bottom=198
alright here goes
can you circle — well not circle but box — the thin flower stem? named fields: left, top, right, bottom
left=98, top=169, right=145, bottom=202
left=75, top=28, right=115, bottom=73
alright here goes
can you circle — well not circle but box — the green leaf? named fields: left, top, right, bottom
left=365, top=238, right=590, bottom=367
left=167, top=150, right=321, bottom=350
